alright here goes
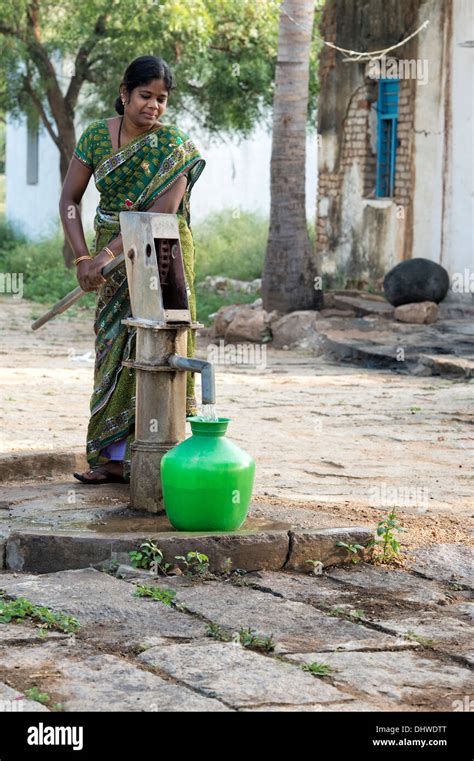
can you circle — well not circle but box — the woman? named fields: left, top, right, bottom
left=60, top=55, right=206, bottom=484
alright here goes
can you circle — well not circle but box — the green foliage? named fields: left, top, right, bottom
left=205, top=622, right=232, bottom=642
left=335, top=541, right=365, bottom=564
left=196, top=286, right=257, bottom=326
left=301, top=661, right=333, bottom=677
left=238, top=626, right=275, bottom=652
left=329, top=607, right=365, bottom=622
left=193, top=210, right=267, bottom=282
left=0, top=1, right=288, bottom=139
left=129, top=540, right=171, bottom=574
left=133, top=584, right=176, bottom=607
left=0, top=225, right=96, bottom=308
left=25, top=687, right=50, bottom=705
left=367, top=510, right=407, bottom=564
left=0, top=592, right=80, bottom=633
left=174, top=551, right=209, bottom=576
left=404, top=631, right=434, bottom=648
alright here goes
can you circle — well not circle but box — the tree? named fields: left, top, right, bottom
left=0, top=0, right=283, bottom=265
left=262, top=0, right=323, bottom=313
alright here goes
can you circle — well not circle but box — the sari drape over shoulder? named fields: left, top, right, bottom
left=73, top=119, right=206, bottom=481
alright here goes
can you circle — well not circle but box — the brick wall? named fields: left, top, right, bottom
left=316, top=74, right=414, bottom=264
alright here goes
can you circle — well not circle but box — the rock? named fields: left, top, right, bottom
left=394, top=301, right=438, bottom=324
left=0, top=681, right=50, bottom=712
left=139, top=641, right=350, bottom=708
left=0, top=643, right=229, bottom=712
left=371, top=613, right=473, bottom=656
left=0, top=568, right=208, bottom=650
left=285, top=651, right=474, bottom=709
left=201, top=275, right=261, bottom=295
left=164, top=581, right=407, bottom=653
left=326, top=564, right=451, bottom=605
left=406, top=544, right=474, bottom=588
left=383, top=258, right=450, bottom=307
left=285, top=527, right=373, bottom=572
left=331, top=295, right=394, bottom=318
left=318, top=308, right=356, bottom=319
left=212, top=304, right=242, bottom=338
left=225, top=306, right=272, bottom=343
left=270, top=311, right=319, bottom=349
left=4, top=530, right=290, bottom=575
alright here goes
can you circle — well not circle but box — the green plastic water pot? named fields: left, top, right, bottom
left=160, top=417, right=255, bottom=531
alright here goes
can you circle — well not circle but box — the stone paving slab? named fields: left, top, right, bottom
left=407, top=544, right=474, bottom=588
left=285, top=651, right=474, bottom=711
left=3, top=524, right=375, bottom=575
left=159, top=579, right=414, bottom=653
left=4, top=529, right=290, bottom=575
left=370, top=613, right=474, bottom=663
left=0, top=568, right=207, bottom=650
left=286, top=527, right=373, bottom=571
left=0, top=681, right=50, bottom=712
left=326, top=564, right=453, bottom=605
left=138, top=641, right=352, bottom=708
left=240, top=569, right=455, bottom=617
left=0, top=622, right=69, bottom=645
left=0, top=642, right=230, bottom=712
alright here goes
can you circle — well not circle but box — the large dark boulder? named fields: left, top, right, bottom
left=383, top=258, right=450, bottom=307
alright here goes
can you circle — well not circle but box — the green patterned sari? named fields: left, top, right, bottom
left=74, top=119, right=206, bottom=481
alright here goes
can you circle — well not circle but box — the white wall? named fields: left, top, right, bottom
left=411, top=0, right=448, bottom=265
left=441, top=0, right=474, bottom=277
left=412, top=0, right=473, bottom=280
left=5, top=115, right=99, bottom=240
left=6, top=114, right=318, bottom=239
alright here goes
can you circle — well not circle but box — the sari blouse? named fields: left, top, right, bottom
left=73, top=119, right=206, bottom=247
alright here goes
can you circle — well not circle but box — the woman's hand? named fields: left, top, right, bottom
left=76, top=251, right=108, bottom=291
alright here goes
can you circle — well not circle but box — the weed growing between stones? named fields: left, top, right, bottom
left=205, top=622, right=232, bottom=642
left=129, top=542, right=210, bottom=577
left=129, top=540, right=171, bottom=574
left=404, top=630, right=435, bottom=648
left=25, top=687, right=50, bottom=705
left=25, top=688, right=63, bottom=712
left=238, top=627, right=275, bottom=653
left=335, top=541, right=365, bottom=564
left=367, top=509, right=407, bottom=564
left=174, top=552, right=210, bottom=577
left=301, top=662, right=334, bottom=677
left=0, top=592, right=80, bottom=633
left=133, top=585, right=176, bottom=607
left=329, top=607, right=365, bottom=622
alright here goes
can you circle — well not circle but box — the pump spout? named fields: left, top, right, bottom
left=167, top=354, right=216, bottom=405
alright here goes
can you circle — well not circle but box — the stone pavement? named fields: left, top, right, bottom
left=0, top=545, right=472, bottom=712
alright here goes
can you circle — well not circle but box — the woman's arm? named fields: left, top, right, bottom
left=59, top=157, right=105, bottom=291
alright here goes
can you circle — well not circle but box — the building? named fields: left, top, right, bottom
left=315, top=0, right=473, bottom=298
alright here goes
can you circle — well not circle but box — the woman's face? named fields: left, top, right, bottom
left=121, top=78, right=168, bottom=127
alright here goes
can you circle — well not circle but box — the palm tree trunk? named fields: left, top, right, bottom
left=262, top=0, right=322, bottom=314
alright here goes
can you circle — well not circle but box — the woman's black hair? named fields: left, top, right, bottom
left=114, top=55, right=175, bottom=115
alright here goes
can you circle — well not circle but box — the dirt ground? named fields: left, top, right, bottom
left=0, top=295, right=472, bottom=551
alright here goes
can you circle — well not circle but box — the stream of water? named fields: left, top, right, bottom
left=199, top=403, right=219, bottom=421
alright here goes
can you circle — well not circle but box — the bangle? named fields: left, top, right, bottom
left=103, top=246, right=115, bottom=260
left=74, top=255, right=92, bottom=266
